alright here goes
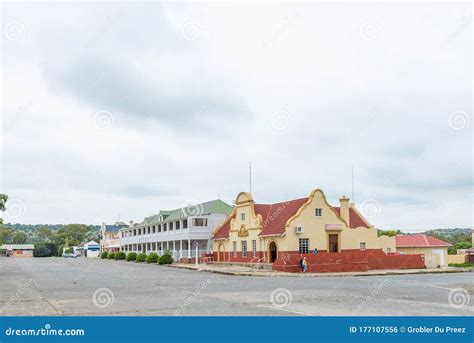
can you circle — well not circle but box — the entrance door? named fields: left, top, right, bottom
left=269, top=242, right=278, bottom=263
left=218, top=244, right=225, bottom=262
left=328, top=234, right=339, bottom=253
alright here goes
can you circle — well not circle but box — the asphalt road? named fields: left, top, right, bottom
left=1, top=257, right=472, bottom=316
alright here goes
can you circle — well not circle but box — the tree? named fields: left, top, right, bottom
left=448, top=241, right=472, bottom=255
left=54, top=224, right=89, bottom=247
left=377, top=229, right=402, bottom=237
left=0, top=194, right=7, bottom=226
left=12, top=231, right=28, bottom=244
left=36, top=227, right=54, bottom=241
left=0, top=227, right=15, bottom=245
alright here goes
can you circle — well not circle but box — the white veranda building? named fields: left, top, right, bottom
left=119, top=199, right=233, bottom=260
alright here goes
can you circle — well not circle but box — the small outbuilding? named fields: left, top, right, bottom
left=83, top=241, right=100, bottom=258
left=0, top=244, right=35, bottom=257
left=396, top=234, right=451, bottom=268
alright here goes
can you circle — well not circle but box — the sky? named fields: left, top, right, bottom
left=1, top=1, right=472, bottom=231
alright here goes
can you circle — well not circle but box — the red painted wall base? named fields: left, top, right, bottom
left=272, top=249, right=425, bottom=273
left=211, top=249, right=425, bottom=273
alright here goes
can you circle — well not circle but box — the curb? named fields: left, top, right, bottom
left=168, top=264, right=473, bottom=278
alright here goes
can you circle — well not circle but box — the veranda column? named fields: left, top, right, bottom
left=166, top=241, right=169, bottom=251
left=180, top=240, right=183, bottom=258
left=173, top=241, right=176, bottom=259
left=188, top=239, right=191, bottom=258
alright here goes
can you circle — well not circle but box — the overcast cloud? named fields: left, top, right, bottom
left=1, top=2, right=472, bottom=231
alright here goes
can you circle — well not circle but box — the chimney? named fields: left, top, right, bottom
left=129, top=220, right=134, bottom=228
left=339, top=196, right=350, bottom=227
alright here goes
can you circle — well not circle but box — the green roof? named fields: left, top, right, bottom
left=138, top=199, right=233, bottom=227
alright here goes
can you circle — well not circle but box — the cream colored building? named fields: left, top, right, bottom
left=396, top=234, right=451, bottom=268
left=100, top=221, right=129, bottom=253
left=212, top=189, right=395, bottom=263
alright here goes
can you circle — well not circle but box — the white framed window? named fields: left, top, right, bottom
left=241, top=213, right=246, bottom=221
left=241, top=241, right=248, bottom=258
left=233, top=241, right=237, bottom=257
left=299, top=238, right=309, bottom=254
left=193, top=218, right=208, bottom=226
left=360, top=242, right=366, bottom=251
left=315, top=208, right=322, bottom=217
left=387, top=247, right=391, bottom=253
left=252, top=240, right=257, bottom=257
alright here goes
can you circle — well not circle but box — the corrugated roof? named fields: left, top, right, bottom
left=396, top=234, right=452, bottom=248
left=138, top=199, right=233, bottom=227
left=1, top=244, right=35, bottom=250
left=104, top=224, right=127, bottom=233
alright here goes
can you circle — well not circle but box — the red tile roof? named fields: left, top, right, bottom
left=256, top=198, right=309, bottom=237
left=212, top=198, right=309, bottom=239
left=333, top=207, right=370, bottom=229
left=212, top=215, right=233, bottom=240
left=212, top=196, right=372, bottom=240
left=396, top=234, right=452, bottom=248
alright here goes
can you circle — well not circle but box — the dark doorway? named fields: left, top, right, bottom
left=328, top=234, right=339, bottom=253
left=269, top=242, right=278, bottom=263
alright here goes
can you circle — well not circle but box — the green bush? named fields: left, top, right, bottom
left=136, top=252, right=147, bottom=263
left=33, top=247, right=52, bottom=257
left=101, top=251, right=109, bottom=259
left=33, top=242, right=58, bottom=257
left=108, top=252, right=116, bottom=259
left=115, top=252, right=126, bottom=260
left=146, top=252, right=159, bottom=264
left=158, top=252, right=173, bottom=265
left=126, top=252, right=137, bottom=261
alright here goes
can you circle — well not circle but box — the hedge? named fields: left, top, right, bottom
left=115, top=252, right=126, bottom=260
left=108, top=252, right=116, bottom=259
left=126, top=252, right=137, bottom=261
left=101, top=251, right=109, bottom=259
left=136, top=253, right=147, bottom=263
left=146, top=252, right=159, bottom=264
left=159, top=252, right=173, bottom=265
left=33, top=247, right=52, bottom=257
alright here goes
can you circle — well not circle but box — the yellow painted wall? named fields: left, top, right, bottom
left=378, top=235, right=396, bottom=254
left=397, top=247, right=448, bottom=268
left=447, top=254, right=466, bottom=264
left=213, top=189, right=393, bottom=262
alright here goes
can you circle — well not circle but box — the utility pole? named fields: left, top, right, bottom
left=351, top=164, right=355, bottom=203
left=249, top=161, right=252, bottom=194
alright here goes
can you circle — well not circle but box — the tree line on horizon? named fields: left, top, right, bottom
left=0, top=193, right=471, bottom=256
left=0, top=194, right=99, bottom=256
